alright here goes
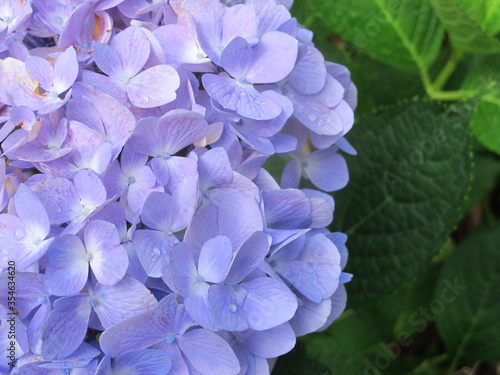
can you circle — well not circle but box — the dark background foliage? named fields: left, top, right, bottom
left=274, top=0, right=500, bottom=374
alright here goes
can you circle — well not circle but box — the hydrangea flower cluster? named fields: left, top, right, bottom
left=0, top=0, right=356, bottom=373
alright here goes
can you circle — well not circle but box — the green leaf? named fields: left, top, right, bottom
left=435, top=225, right=500, bottom=366
left=393, top=265, right=440, bottom=337
left=334, top=101, right=472, bottom=307
left=465, top=153, right=500, bottom=211
left=273, top=342, right=331, bottom=375
left=306, top=0, right=444, bottom=72
left=470, top=88, right=500, bottom=154
left=429, top=0, right=500, bottom=54
left=452, top=0, right=500, bottom=36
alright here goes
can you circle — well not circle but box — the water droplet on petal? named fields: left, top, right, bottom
left=308, top=113, right=318, bottom=122
left=227, top=304, right=237, bottom=313
left=2, top=256, right=8, bottom=263
left=152, top=248, right=161, bottom=257
left=2, top=249, right=8, bottom=255
left=15, top=228, right=26, bottom=240
left=142, top=96, right=150, bottom=103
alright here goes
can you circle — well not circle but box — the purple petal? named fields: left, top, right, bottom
left=303, top=148, right=349, bottom=191
left=237, top=323, right=295, bottom=358
left=245, top=31, right=298, bottom=83
left=33, top=177, right=80, bottom=225
left=289, top=297, right=332, bottom=336
left=226, top=231, right=269, bottom=284
left=111, top=26, right=150, bottom=78
left=82, top=70, right=127, bottom=99
left=241, top=277, right=298, bottom=330
left=113, top=349, right=173, bottom=375
left=287, top=45, right=326, bottom=95
left=53, top=47, right=79, bottom=93
left=133, top=229, right=173, bottom=277
left=92, top=41, right=123, bottom=77
left=202, top=74, right=283, bottom=120
left=85, top=220, right=128, bottom=285
left=14, top=184, right=49, bottom=240
left=99, top=312, right=162, bottom=357
left=168, top=242, right=197, bottom=296
left=127, top=65, right=180, bottom=108
left=177, top=329, right=240, bottom=374
left=198, top=235, right=232, bottom=283
left=73, top=169, right=107, bottom=210
left=41, top=295, right=92, bottom=360
left=92, top=276, right=157, bottom=329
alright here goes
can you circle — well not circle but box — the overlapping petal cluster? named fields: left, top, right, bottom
left=0, top=0, right=356, bottom=373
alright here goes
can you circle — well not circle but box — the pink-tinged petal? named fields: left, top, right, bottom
left=241, top=277, right=298, bottom=331
left=53, top=47, right=79, bottom=93
left=127, top=65, right=180, bottom=108
left=198, top=235, right=232, bottom=283
left=238, top=323, right=295, bottom=358
left=92, top=41, right=123, bottom=77
left=133, top=229, right=173, bottom=277
left=246, top=31, right=298, bottom=83
left=85, top=220, right=128, bottom=285
left=45, top=262, right=89, bottom=296
left=82, top=70, right=127, bottom=99
left=25, top=56, right=54, bottom=91
left=92, top=276, right=157, bottom=329
left=41, top=294, right=92, bottom=360
left=112, top=26, right=150, bottom=77
left=14, top=184, right=49, bottom=239
left=303, top=148, right=349, bottom=192
left=202, top=74, right=282, bottom=120
left=226, top=232, right=269, bottom=284
left=99, top=311, right=162, bottom=357
left=177, top=329, right=240, bottom=375
left=287, top=45, right=326, bottom=95
left=33, top=177, right=80, bottom=225
left=289, top=297, right=331, bottom=336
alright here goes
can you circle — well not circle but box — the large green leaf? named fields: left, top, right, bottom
left=334, top=101, right=471, bottom=307
left=305, top=0, right=444, bottom=72
left=435, top=225, right=500, bottom=365
left=429, top=0, right=500, bottom=54
left=451, top=0, right=500, bottom=37
left=461, top=56, right=500, bottom=154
